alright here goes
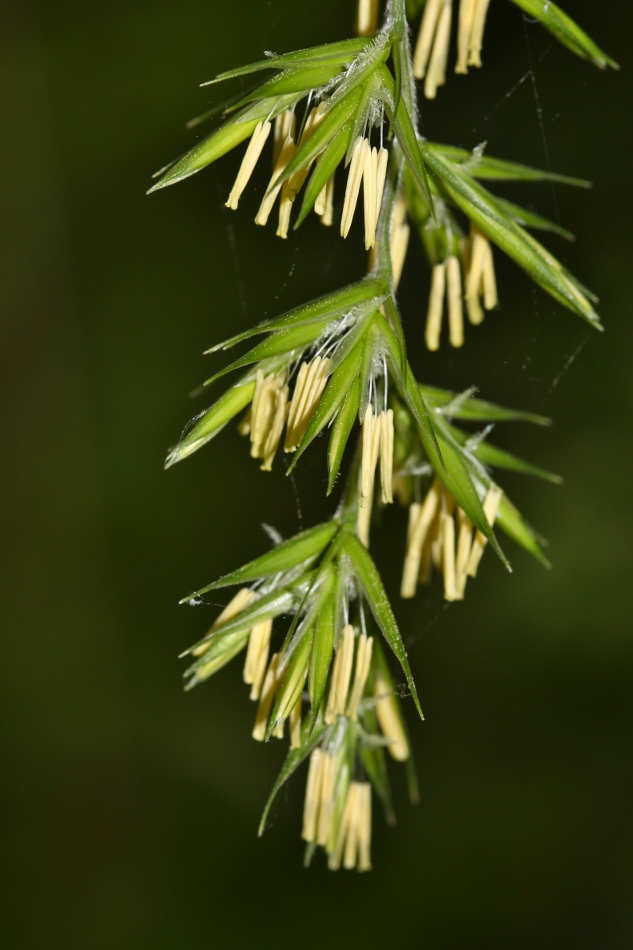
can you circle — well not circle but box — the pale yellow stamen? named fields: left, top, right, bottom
left=255, top=135, right=296, bottom=228
left=465, top=230, right=490, bottom=325
left=466, top=290, right=484, bottom=325
left=193, top=587, right=254, bottom=657
left=250, top=371, right=287, bottom=461
left=390, top=189, right=410, bottom=287
left=243, top=618, right=273, bottom=699
left=341, top=137, right=368, bottom=239
left=250, top=370, right=271, bottom=452
left=316, top=751, right=336, bottom=846
left=419, top=510, right=438, bottom=585
left=392, top=188, right=408, bottom=233
left=236, top=405, right=252, bottom=437
left=284, top=362, right=308, bottom=442
left=406, top=501, right=422, bottom=548
left=277, top=195, right=294, bottom=240
left=413, top=0, right=441, bottom=79
left=328, top=782, right=353, bottom=871
left=289, top=695, right=302, bottom=749
left=360, top=404, right=382, bottom=509
left=466, top=485, right=503, bottom=577
left=346, top=635, right=374, bottom=720
left=374, top=667, right=410, bottom=760
left=455, top=507, right=473, bottom=598
left=315, top=173, right=335, bottom=226
left=391, top=222, right=410, bottom=288
left=425, top=0, right=452, bottom=100
left=446, top=255, right=465, bottom=347
left=252, top=652, right=280, bottom=741
left=273, top=110, right=296, bottom=167
left=465, top=230, right=498, bottom=322
left=343, top=782, right=361, bottom=870
left=325, top=624, right=356, bottom=724
left=355, top=0, right=379, bottom=36
left=379, top=409, right=394, bottom=504
left=456, top=0, right=476, bottom=73
left=481, top=238, right=498, bottom=310
left=226, top=120, right=272, bottom=210
left=425, top=263, right=446, bottom=351
left=315, top=180, right=327, bottom=216
left=357, top=489, right=373, bottom=548
left=356, top=782, right=372, bottom=871
left=401, top=477, right=442, bottom=598
left=431, top=514, right=443, bottom=570
left=441, top=509, right=458, bottom=601
left=260, top=384, right=289, bottom=471
left=375, top=147, right=389, bottom=221
left=329, top=781, right=372, bottom=872
left=468, top=0, right=492, bottom=67
left=302, top=748, right=324, bottom=842
left=321, top=173, right=335, bottom=226
left=284, top=357, right=330, bottom=451
left=286, top=358, right=320, bottom=445
left=277, top=106, right=326, bottom=239
left=363, top=145, right=378, bottom=250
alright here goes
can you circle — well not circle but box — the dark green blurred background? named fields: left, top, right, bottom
left=2, top=1, right=632, bottom=946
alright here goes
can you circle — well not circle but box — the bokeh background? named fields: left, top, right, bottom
left=2, top=1, right=632, bottom=946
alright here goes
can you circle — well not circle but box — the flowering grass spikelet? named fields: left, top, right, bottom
left=465, top=226, right=498, bottom=324
left=154, top=0, right=615, bottom=870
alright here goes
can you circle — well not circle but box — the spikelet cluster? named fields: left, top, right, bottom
left=237, top=358, right=331, bottom=471
left=401, top=477, right=503, bottom=600
left=423, top=229, right=498, bottom=349
left=225, top=107, right=389, bottom=247
left=357, top=404, right=394, bottom=546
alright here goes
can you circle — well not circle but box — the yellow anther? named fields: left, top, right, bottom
left=346, top=634, right=374, bottom=721
left=325, top=624, right=356, bottom=723
left=466, top=485, right=503, bottom=577
left=243, top=618, right=273, bottom=699
left=425, top=263, right=446, bottom=351
left=355, top=0, right=379, bottom=36
left=341, top=136, right=368, bottom=238
left=226, top=120, right=272, bottom=210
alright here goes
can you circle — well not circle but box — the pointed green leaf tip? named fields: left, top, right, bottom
left=202, top=316, right=335, bottom=388
left=205, top=37, right=371, bottom=85
left=181, top=521, right=338, bottom=599
left=430, top=144, right=591, bottom=187
left=469, top=438, right=563, bottom=486
left=165, top=381, right=255, bottom=468
left=420, top=146, right=602, bottom=328
left=183, top=585, right=299, bottom=661
left=419, top=384, right=552, bottom=426
left=205, top=277, right=388, bottom=354
left=341, top=531, right=424, bottom=719
left=258, top=721, right=327, bottom=836
left=148, top=102, right=275, bottom=193
left=496, top=494, right=551, bottom=568
left=509, top=0, right=618, bottom=70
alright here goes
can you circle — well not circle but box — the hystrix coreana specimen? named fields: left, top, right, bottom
left=150, top=0, right=616, bottom=871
